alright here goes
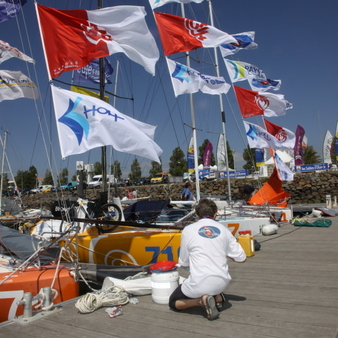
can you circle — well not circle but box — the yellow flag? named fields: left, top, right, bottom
left=71, top=85, right=109, bottom=103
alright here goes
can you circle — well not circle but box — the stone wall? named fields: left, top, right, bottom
left=20, top=171, right=338, bottom=209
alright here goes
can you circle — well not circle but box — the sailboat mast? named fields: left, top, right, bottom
left=207, top=0, right=232, bottom=201
left=180, top=3, right=200, bottom=201
left=0, top=130, right=8, bottom=216
left=98, top=0, right=107, bottom=193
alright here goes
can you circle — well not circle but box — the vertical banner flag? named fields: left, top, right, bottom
left=219, top=31, right=257, bottom=57
left=0, top=0, right=26, bottom=23
left=149, top=0, right=204, bottom=10
left=273, top=150, right=294, bottom=181
left=202, top=141, right=213, bottom=167
left=264, top=118, right=296, bottom=149
left=154, top=12, right=236, bottom=56
left=244, top=120, right=285, bottom=150
left=302, top=135, right=308, bottom=149
left=294, top=125, right=305, bottom=165
left=166, top=57, right=230, bottom=96
left=187, top=136, right=194, bottom=173
left=224, top=59, right=281, bottom=91
left=51, top=85, right=162, bottom=162
left=0, top=70, right=39, bottom=102
left=323, top=130, right=333, bottom=164
left=0, top=40, right=35, bottom=64
left=72, top=58, right=113, bottom=84
left=36, top=5, right=159, bottom=78
left=234, top=86, right=292, bottom=119
left=255, top=148, right=265, bottom=167
left=216, top=134, right=226, bottom=171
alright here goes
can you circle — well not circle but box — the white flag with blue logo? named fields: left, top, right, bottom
left=273, top=150, right=294, bottom=181
left=51, top=86, right=163, bottom=163
left=219, top=31, right=257, bottom=57
left=166, top=57, right=230, bottom=97
left=224, top=59, right=281, bottom=92
left=244, top=120, right=285, bottom=150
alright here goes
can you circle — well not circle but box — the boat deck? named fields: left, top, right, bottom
left=1, top=217, right=338, bottom=338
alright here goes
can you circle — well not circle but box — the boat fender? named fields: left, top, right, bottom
left=262, top=224, right=278, bottom=236
left=148, top=260, right=177, bottom=273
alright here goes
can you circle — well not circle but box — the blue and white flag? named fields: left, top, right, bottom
left=72, top=58, right=113, bottom=84
left=244, top=120, right=285, bottom=150
left=0, top=40, right=35, bottom=64
left=166, top=57, right=230, bottom=97
left=0, top=0, right=26, bottom=23
left=224, top=59, right=281, bottom=92
left=273, top=150, right=294, bottom=181
left=51, top=85, right=162, bottom=163
left=0, top=70, right=39, bottom=102
left=149, top=0, right=204, bottom=10
left=219, top=31, right=257, bottom=57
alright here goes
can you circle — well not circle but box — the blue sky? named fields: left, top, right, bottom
left=1, top=0, right=338, bottom=181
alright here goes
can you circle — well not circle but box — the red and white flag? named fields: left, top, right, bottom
left=36, top=4, right=159, bottom=78
left=264, top=119, right=295, bottom=149
left=234, top=85, right=292, bottom=119
left=154, top=12, right=236, bottom=56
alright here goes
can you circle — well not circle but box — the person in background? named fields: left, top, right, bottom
left=181, top=182, right=193, bottom=201
left=239, top=184, right=255, bottom=203
left=132, top=188, right=137, bottom=199
left=169, top=199, right=246, bottom=320
left=127, top=189, right=133, bottom=200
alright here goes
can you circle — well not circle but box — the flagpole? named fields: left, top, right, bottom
left=180, top=3, right=200, bottom=202
left=98, top=0, right=107, bottom=193
left=207, top=0, right=231, bottom=201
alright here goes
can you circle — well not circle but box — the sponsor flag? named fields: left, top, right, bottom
left=154, top=12, right=236, bottom=56
left=234, top=86, right=292, bottom=119
left=302, top=135, right=308, bottom=149
left=51, top=85, right=162, bottom=162
left=202, top=141, right=213, bottom=167
left=36, top=4, right=159, bottom=78
left=264, top=118, right=295, bottom=149
left=166, top=58, right=230, bottom=96
left=224, top=59, right=281, bottom=91
left=219, top=31, right=257, bottom=57
left=243, top=120, right=285, bottom=150
left=0, top=40, right=35, bottom=64
left=273, top=150, right=294, bottom=181
left=323, top=130, right=333, bottom=164
left=149, top=0, right=204, bottom=10
left=255, top=148, right=265, bottom=167
left=187, top=136, right=194, bottom=173
left=294, top=125, right=305, bottom=165
left=71, top=85, right=109, bottom=103
left=0, top=0, right=26, bottom=23
left=72, top=58, right=113, bottom=84
left=0, top=70, right=39, bottom=102
left=216, top=134, right=226, bottom=171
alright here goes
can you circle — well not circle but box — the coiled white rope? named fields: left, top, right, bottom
left=75, top=286, right=129, bottom=314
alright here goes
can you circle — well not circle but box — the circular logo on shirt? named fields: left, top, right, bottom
left=198, top=226, right=220, bottom=239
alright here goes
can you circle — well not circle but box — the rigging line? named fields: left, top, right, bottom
left=52, top=78, right=134, bottom=101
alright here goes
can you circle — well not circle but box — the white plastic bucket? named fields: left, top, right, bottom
left=151, top=271, right=179, bottom=305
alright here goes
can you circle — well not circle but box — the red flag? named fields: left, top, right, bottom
left=233, top=86, right=263, bottom=118
left=234, top=85, right=291, bottom=119
left=36, top=5, right=159, bottom=78
left=154, top=12, right=236, bottom=56
left=264, top=119, right=296, bottom=149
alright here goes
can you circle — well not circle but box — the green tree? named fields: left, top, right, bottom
left=198, top=139, right=215, bottom=166
left=149, top=158, right=162, bottom=176
left=93, top=161, right=102, bottom=175
left=129, top=158, right=141, bottom=182
left=15, top=165, right=38, bottom=189
left=43, top=169, right=54, bottom=185
left=303, top=145, right=321, bottom=164
left=58, top=167, right=68, bottom=185
left=111, top=160, right=122, bottom=180
left=169, top=147, right=187, bottom=176
left=242, top=145, right=256, bottom=171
